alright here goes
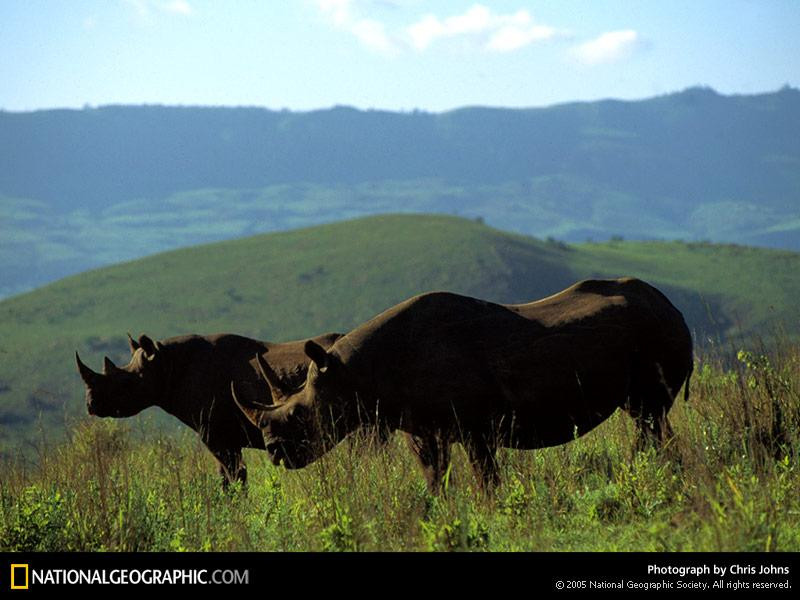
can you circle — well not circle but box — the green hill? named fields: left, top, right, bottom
left=1, top=214, right=799, bottom=451
left=2, top=86, right=799, bottom=298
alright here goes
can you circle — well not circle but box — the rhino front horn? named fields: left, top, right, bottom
left=230, top=380, right=278, bottom=429
left=75, top=351, right=100, bottom=384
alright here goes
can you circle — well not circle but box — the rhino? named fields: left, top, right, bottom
left=76, top=331, right=342, bottom=488
left=233, top=278, right=693, bottom=492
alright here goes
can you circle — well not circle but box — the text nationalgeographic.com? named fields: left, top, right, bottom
left=25, top=568, right=248, bottom=586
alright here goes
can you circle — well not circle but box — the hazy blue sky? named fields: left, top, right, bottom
left=2, top=1, right=798, bottom=112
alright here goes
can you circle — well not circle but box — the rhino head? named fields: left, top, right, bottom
left=76, top=334, right=169, bottom=418
left=231, top=341, right=360, bottom=469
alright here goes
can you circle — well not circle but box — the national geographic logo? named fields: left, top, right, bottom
left=10, top=563, right=29, bottom=590
left=4, top=564, right=248, bottom=587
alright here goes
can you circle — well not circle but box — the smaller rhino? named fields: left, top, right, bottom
left=76, top=332, right=342, bottom=488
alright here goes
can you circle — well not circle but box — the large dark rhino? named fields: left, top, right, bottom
left=76, top=331, right=342, bottom=488
left=233, top=278, right=693, bottom=491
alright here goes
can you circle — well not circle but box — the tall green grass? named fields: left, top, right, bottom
left=2, top=344, right=798, bottom=552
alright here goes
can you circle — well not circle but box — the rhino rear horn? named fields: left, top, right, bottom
left=127, top=333, right=140, bottom=354
left=255, top=353, right=291, bottom=405
left=103, top=356, right=120, bottom=375
left=75, top=351, right=100, bottom=385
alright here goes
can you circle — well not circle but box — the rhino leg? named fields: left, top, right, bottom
left=625, top=360, right=678, bottom=451
left=405, top=433, right=453, bottom=494
left=375, top=423, right=395, bottom=446
left=631, top=411, right=675, bottom=451
left=465, top=435, right=500, bottom=491
left=347, top=422, right=395, bottom=450
left=214, top=448, right=247, bottom=491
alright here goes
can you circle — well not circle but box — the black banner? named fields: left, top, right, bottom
left=0, top=552, right=797, bottom=593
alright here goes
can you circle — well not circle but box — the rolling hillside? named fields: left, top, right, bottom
left=3, top=87, right=798, bottom=212
left=2, top=86, right=799, bottom=298
left=1, top=214, right=798, bottom=451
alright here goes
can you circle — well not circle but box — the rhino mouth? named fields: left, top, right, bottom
left=265, top=438, right=311, bottom=469
left=266, top=439, right=289, bottom=466
left=86, top=400, right=132, bottom=419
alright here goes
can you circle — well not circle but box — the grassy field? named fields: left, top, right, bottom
left=1, top=214, right=799, bottom=451
left=1, top=342, right=798, bottom=552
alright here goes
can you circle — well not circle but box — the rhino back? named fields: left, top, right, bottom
left=257, top=331, right=343, bottom=386
left=326, top=282, right=691, bottom=435
left=331, top=291, right=549, bottom=414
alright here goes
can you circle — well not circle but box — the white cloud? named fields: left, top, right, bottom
left=317, top=0, right=353, bottom=26
left=405, top=15, right=440, bottom=51
left=123, top=0, right=150, bottom=18
left=122, top=0, right=193, bottom=20
left=163, top=0, right=192, bottom=16
left=570, top=30, right=640, bottom=65
left=350, top=18, right=396, bottom=54
left=316, top=2, right=560, bottom=55
left=487, top=23, right=557, bottom=53
left=406, top=5, right=558, bottom=52
left=316, top=0, right=399, bottom=54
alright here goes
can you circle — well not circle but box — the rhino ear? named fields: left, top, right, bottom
left=304, top=340, right=331, bottom=373
left=138, top=335, right=158, bottom=358
left=127, top=333, right=140, bottom=354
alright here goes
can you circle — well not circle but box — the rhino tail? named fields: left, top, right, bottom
left=683, top=361, right=693, bottom=402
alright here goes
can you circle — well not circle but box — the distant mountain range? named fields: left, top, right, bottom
left=1, top=86, right=799, bottom=298
left=2, top=214, right=798, bottom=451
